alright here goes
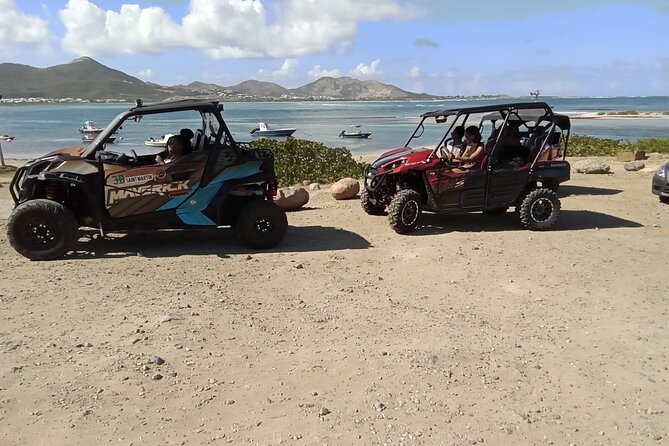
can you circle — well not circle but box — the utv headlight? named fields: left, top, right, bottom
left=657, top=164, right=668, bottom=178
left=385, top=160, right=406, bottom=171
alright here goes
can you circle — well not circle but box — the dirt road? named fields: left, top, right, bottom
left=0, top=158, right=667, bottom=445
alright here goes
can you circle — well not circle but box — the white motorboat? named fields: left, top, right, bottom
left=250, top=122, right=296, bottom=137
left=79, top=120, right=117, bottom=144
left=144, top=134, right=174, bottom=147
left=79, top=121, right=103, bottom=134
left=339, top=125, right=372, bottom=139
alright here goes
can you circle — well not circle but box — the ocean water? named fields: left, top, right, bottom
left=1, top=97, right=668, bottom=159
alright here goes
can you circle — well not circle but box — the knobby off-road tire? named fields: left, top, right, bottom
left=519, top=188, right=560, bottom=230
left=388, top=189, right=422, bottom=234
left=235, top=200, right=288, bottom=249
left=7, top=199, right=79, bottom=260
left=360, top=188, right=385, bottom=215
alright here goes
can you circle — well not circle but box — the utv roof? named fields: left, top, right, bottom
left=129, top=98, right=222, bottom=114
left=421, top=101, right=570, bottom=129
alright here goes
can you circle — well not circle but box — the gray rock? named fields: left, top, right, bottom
left=160, top=314, right=185, bottom=323
left=275, top=187, right=309, bottom=211
left=152, top=373, right=163, bottom=380
left=331, top=177, right=360, bottom=200
left=624, top=161, right=645, bottom=171
left=574, top=159, right=611, bottom=174
left=319, top=407, right=331, bottom=416
left=309, top=183, right=321, bottom=191
left=148, top=356, right=165, bottom=365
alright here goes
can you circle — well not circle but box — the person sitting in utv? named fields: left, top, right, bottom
left=444, top=125, right=466, bottom=158
left=452, top=125, right=485, bottom=170
left=492, top=125, right=529, bottom=169
left=155, top=135, right=186, bottom=164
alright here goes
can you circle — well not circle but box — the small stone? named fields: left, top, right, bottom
left=294, top=263, right=304, bottom=269
left=160, top=314, right=185, bottom=323
left=82, top=409, right=93, bottom=416
left=319, top=407, right=331, bottom=416
left=152, top=373, right=163, bottom=380
left=246, top=255, right=253, bottom=260
left=309, top=183, right=321, bottom=191
left=374, top=401, right=386, bottom=411
left=302, top=180, right=310, bottom=186
left=225, top=399, right=235, bottom=405
left=148, top=356, right=165, bottom=365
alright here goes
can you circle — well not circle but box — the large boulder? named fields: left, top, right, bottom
left=574, top=159, right=611, bottom=174
left=331, top=178, right=360, bottom=200
left=623, top=161, right=645, bottom=171
left=274, top=187, right=309, bottom=211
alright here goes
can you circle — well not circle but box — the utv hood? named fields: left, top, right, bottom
left=44, top=146, right=86, bottom=158
left=371, top=147, right=431, bottom=169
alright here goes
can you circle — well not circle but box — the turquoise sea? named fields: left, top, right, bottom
left=1, top=97, right=668, bottom=159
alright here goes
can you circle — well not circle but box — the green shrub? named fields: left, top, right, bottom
left=633, top=138, right=669, bottom=154
left=568, top=135, right=669, bottom=156
left=249, top=138, right=366, bottom=186
left=567, top=135, right=632, bottom=156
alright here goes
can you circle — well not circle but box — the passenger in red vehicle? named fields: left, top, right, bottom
left=452, top=125, right=485, bottom=170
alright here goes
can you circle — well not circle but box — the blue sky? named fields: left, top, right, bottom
left=1, top=0, right=668, bottom=96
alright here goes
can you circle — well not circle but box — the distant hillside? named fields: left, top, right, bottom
left=0, top=57, right=440, bottom=101
left=230, top=80, right=289, bottom=97
left=0, top=57, right=171, bottom=100
left=291, top=76, right=433, bottom=100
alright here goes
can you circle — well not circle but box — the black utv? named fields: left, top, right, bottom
left=8, top=99, right=287, bottom=260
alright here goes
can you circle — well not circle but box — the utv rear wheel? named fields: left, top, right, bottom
left=7, top=199, right=79, bottom=260
left=388, top=189, right=422, bottom=234
left=360, top=189, right=385, bottom=215
left=236, top=200, right=288, bottom=249
left=519, top=188, right=560, bottom=230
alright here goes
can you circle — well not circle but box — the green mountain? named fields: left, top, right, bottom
left=0, top=57, right=171, bottom=100
left=290, top=76, right=433, bottom=100
left=0, top=57, right=439, bottom=101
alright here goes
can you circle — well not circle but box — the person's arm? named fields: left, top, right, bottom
left=455, top=143, right=483, bottom=161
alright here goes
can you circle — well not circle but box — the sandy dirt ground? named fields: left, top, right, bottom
left=0, top=156, right=667, bottom=445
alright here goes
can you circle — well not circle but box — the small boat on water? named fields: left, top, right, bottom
left=339, top=125, right=372, bottom=139
left=144, top=134, right=174, bottom=147
left=250, top=122, right=296, bottom=137
left=79, top=120, right=116, bottom=144
left=79, top=120, right=103, bottom=134
left=0, top=134, right=15, bottom=141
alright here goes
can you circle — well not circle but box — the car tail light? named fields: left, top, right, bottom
left=267, top=184, right=278, bottom=199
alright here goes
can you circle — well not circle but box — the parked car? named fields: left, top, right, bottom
left=652, top=162, right=669, bottom=204
left=361, top=102, right=571, bottom=233
left=8, top=99, right=287, bottom=260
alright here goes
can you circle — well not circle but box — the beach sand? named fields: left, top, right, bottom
left=0, top=157, right=667, bottom=445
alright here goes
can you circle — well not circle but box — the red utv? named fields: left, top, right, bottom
left=361, top=102, right=571, bottom=233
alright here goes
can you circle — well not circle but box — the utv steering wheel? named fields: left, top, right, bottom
left=129, top=149, right=139, bottom=165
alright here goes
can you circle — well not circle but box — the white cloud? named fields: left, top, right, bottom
left=138, top=68, right=154, bottom=79
left=409, top=66, right=422, bottom=78
left=0, top=0, right=50, bottom=46
left=58, top=0, right=415, bottom=58
left=350, top=59, right=382, bottom=78
left=308, top=64, right=342, bottom=78
left=272, top=58, right=298, bottom=77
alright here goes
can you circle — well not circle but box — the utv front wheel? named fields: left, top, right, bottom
left=7, top=199, right=79, bottom=260
left=236, top=200, right=288, bottom=249
left=388, top=189, right=422, bottom=234
left=519, top=188, right=560, bottom=230
left=360, top=189, right=385, bottom=215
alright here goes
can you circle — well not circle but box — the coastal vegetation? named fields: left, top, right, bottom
left=249, top=138, right=366, bottom=186
left=568, top=135, right=669, bottom=156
